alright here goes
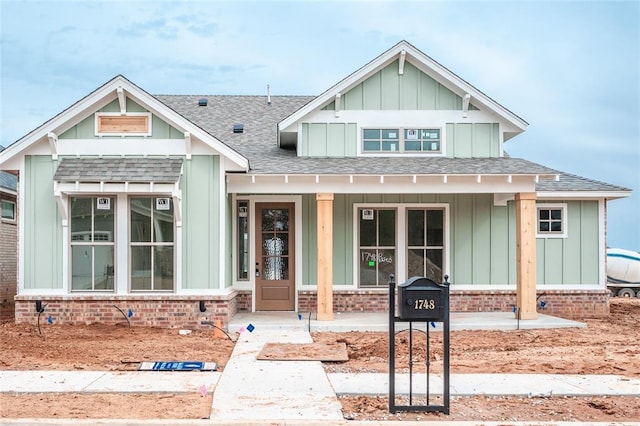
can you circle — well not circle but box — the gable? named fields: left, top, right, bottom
left=0, top=75, right=248, bottom=172
left=60, top=99, right=184, bottom=140
left=323, top=61, right=481, bottom=112
left=279, top=41, right=527, bottom=148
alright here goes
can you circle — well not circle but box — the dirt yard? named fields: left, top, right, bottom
left=0, top=298, right=638, bottom=421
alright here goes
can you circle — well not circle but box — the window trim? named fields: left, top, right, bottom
left=360, top=127, right=444, bottom=155
left=129, top=196, right=176, bottom=292
left=69, top=196, right=116, bottom=292
left=353, top=203, right=450, bottom=289
left=356, top=206, right=398, bottom=288
left=95, top=112, right=152, bottom=136
left=536, top=203, right=568, bottom=238
left=1, top=199, right=16, bottom=222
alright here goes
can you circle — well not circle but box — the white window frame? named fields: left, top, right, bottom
left=536, top=203, right=568, bottom=238
left=129, top=196, right=176, bottom=292
left=1, top=199, right=16, bottom=222
left=69, top=196, right=116, bottom=292
left=95, top=112, right=152, bottom=137
left=360, top=127, right=443, bottom=155
left=353, top=203, right=450, bottom=289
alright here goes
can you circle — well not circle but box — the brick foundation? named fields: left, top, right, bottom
left=14, top=293, right=243, bottom=330
left=13, top=288, right=609, bottom=329
left=299, top=289, right=610, bottom=319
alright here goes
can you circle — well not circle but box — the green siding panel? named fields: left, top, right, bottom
left=472, top=195, right=492, bottom=284
left=490, top=204, right=511, bottom=284
left=381, top=62, right=400, bottom=110
left=301, top=194, right=317, bottom=285
left=24, top=156, right=62, bottom=289
left=181, top=156, right=220, bottom=290
left=580, top=202, right=600, bottom=284
left=400, top=62, right=420, bottom=110
left=327, top=124, right=346, bottom=157
left=308, top=123, right=327, bottom=157
left=452, top=195, right=473, bottom=283
left=419, top=73, right=438, bottom=110
left=453, top=123, right=473, bottom=157
left=363, top=73, right=382, bottom=109
left=344, top=83, right=364, bottom=110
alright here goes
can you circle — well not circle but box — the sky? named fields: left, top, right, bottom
left=1, top=0, right=638, bottom=250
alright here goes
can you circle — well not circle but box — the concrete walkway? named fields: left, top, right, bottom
left=210, top=329, right=344, bottom=421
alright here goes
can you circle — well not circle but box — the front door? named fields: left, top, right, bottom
left=255, top=203, right=295, bottom=310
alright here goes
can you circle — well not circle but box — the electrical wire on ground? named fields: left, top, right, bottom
left=201, top=321, right=236, bottom=342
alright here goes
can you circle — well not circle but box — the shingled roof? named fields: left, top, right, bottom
left=54, top=158, right=183, bottom=183
left=155, top=95, right=628, bottom=194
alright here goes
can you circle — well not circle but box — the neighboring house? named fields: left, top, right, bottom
left=0, top=165, right=18, bottom=322
left=0, top=41, right=630, bottom=328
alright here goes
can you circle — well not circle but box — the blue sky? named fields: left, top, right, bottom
left=1, top=0, right=638, bottom=250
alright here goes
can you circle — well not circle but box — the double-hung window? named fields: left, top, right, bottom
left=362, top=128, right=441, bottom=153
left=70, top=197, right=115, bottom=291
left=130, top=197, right=175, bottom=291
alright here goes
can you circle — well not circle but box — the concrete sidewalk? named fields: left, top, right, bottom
left=2, top=370, right=639, bottom=397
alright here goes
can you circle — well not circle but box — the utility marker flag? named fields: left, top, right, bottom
left=199, top=384, right=208, bottom=396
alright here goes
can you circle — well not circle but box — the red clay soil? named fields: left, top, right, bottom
left=0, top=298, right=638, bottom=421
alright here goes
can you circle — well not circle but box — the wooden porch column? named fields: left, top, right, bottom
left=515, top=192, right=538, bottom=320
left=316, top=193, right=334, bottom=320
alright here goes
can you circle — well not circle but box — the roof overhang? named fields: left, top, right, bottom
left=227, top=172, right=554, bottom=195
left=537, top=190, right=633, bottom=201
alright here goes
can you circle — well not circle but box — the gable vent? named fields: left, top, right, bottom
left=198, top=98, right=208, bottom=106
left=233, top=124, right=244, bottom=134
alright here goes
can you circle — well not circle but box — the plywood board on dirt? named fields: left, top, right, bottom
left=257, top=342, right=348, bottom=361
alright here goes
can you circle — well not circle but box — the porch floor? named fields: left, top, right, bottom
left=228, top=310, right=586, bottom=333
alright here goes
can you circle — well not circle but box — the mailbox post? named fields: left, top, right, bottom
left=389, top=274, right=450, bottom=414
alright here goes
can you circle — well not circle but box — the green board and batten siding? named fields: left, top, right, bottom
left=59, top=99, right=183, bottom=139
left=302, top=61, right=497, bottom=158
left=325, top=61, right=464, bottom=111
left=299, top=194, right=600, bottom=287
left=536, top=201, right=599, bottom=284
left=23, top=156, right=63, bottom=289
left=181, top=155, right=223, bottom=290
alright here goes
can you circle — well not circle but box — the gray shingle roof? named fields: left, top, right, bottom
left=0, top=171, right=17, bottom=191
left=54, top=158, right=183, bottom=183
left=536, top=171, right=629, bottom=192
left=154, top=95, right=628, bottom=193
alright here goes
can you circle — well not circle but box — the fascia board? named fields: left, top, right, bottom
left=0, top=76, right=249, bottom=171
left=537, top=190, right=632, bottom=200
left=277, top=41, right=527, bottom=136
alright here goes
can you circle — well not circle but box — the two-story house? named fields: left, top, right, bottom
left=0, top=41, right=630, bottom=328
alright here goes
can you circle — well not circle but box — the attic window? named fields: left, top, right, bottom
left=95, top=113, right=152, bottom=136
left=233, top=124, right=244, bottom=134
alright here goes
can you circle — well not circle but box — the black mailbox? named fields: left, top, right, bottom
left=398, top=276, right=448, bottom=321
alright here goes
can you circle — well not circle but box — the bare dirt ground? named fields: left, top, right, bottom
left=0, top=298, right=638, bottom=421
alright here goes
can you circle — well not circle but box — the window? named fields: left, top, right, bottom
left=362, top=128, right=441, bottom=153
left=70, top=197, right=115, bottom=291
left=537, top=204, right=567, bottom=238
left=358, top=208, right=396, bottom=287
left=237, top=200, right=249, bottom=280
left=130, top=197, right=175, bottom=291
left=407, top=208, right=445, bottom=283
left=1, top=199, right=16, bottom=221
